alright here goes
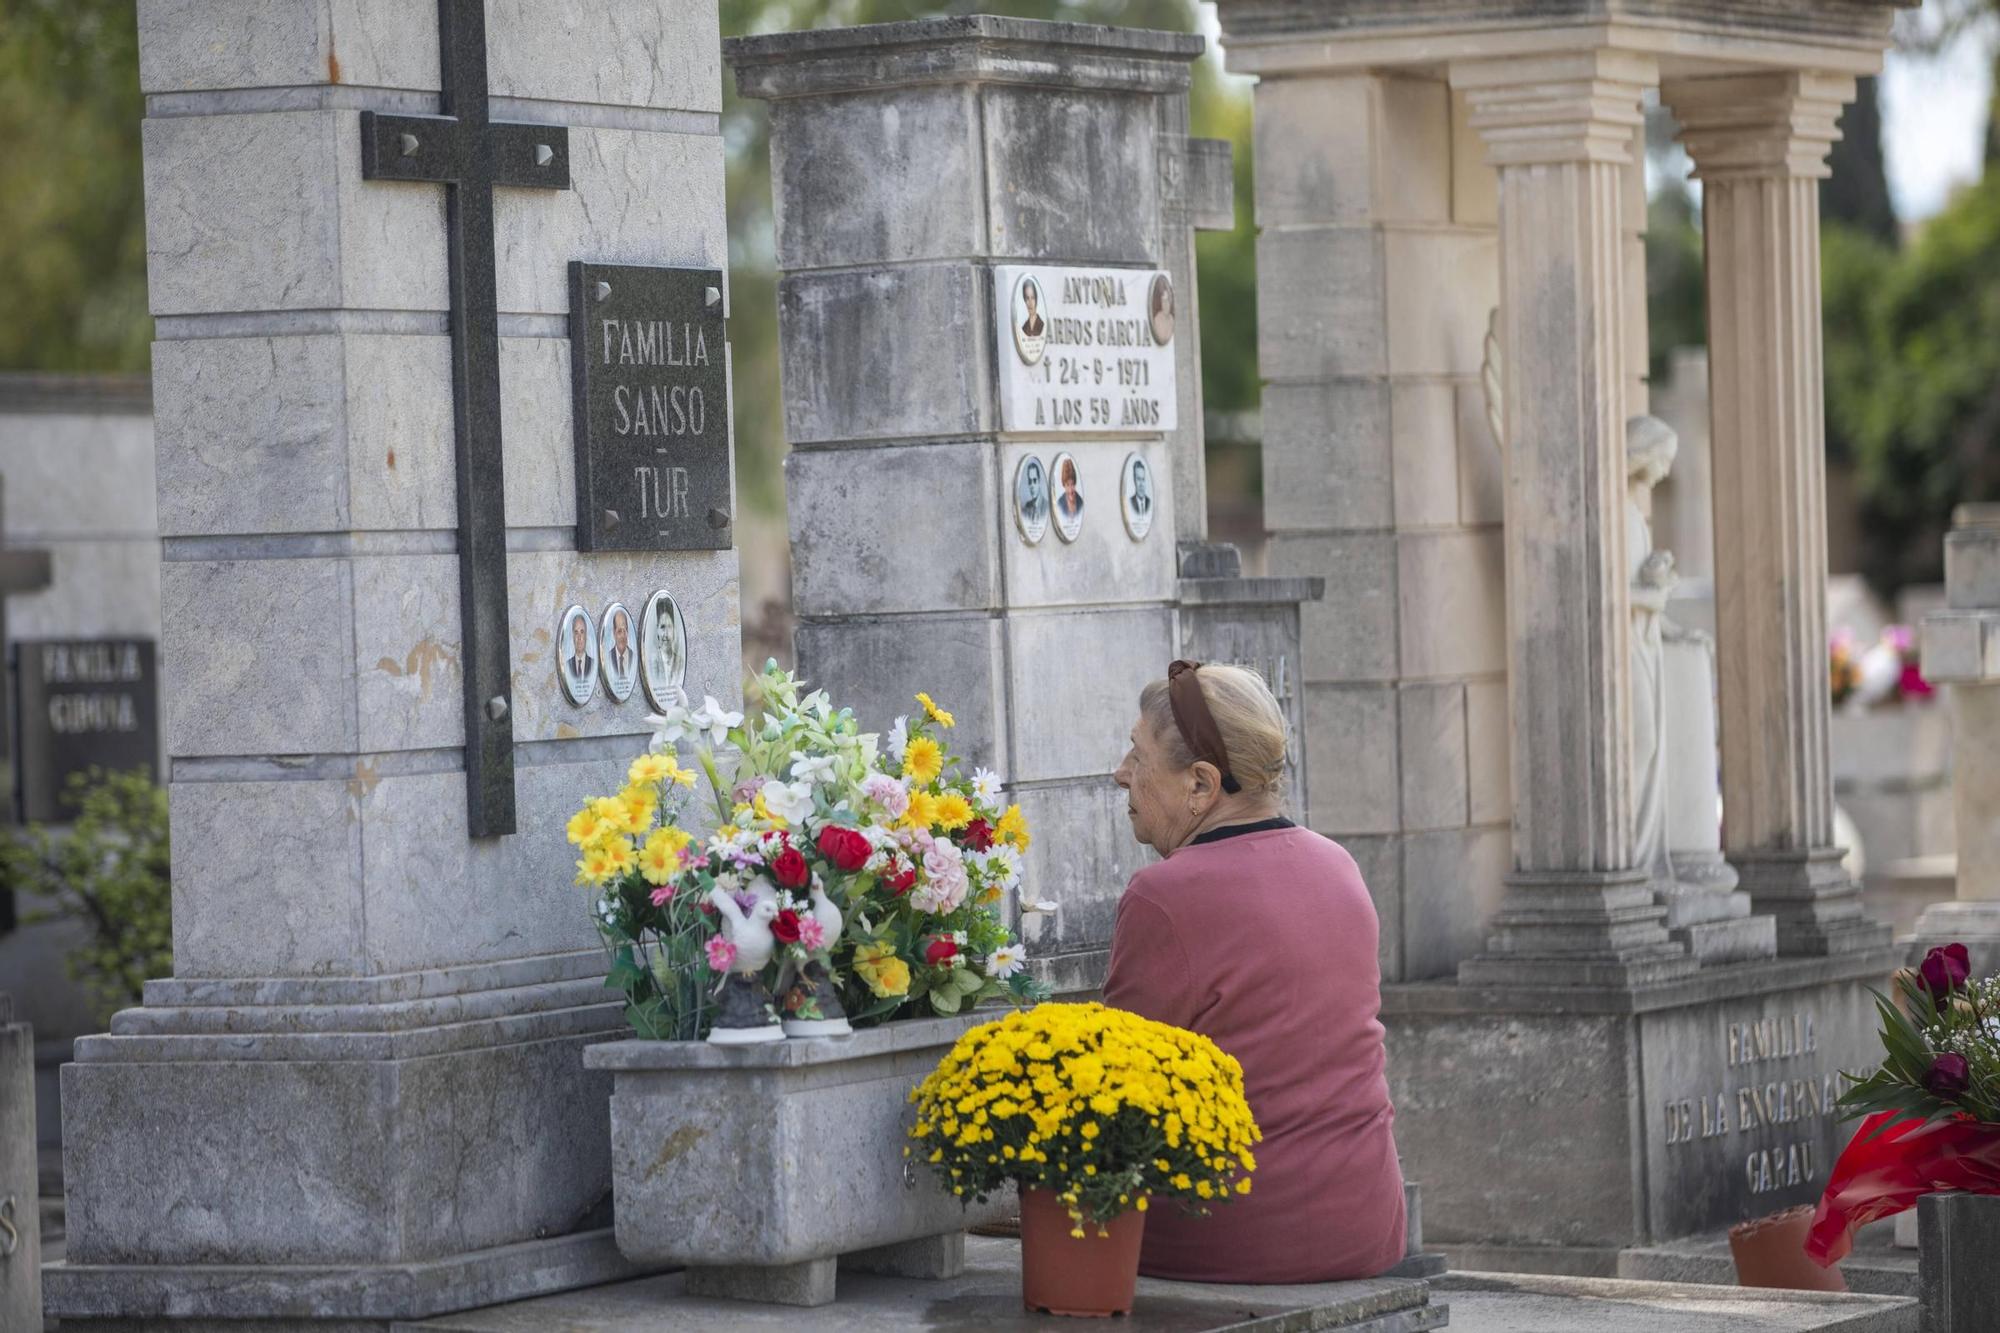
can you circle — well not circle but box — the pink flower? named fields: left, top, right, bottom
left=798, top=916, right=827, bottom=952
left=649, top=884, right=675, bottom=908
left=705, top=934, right=737, bottom=973
left=864, top=773, right=909, bottom=819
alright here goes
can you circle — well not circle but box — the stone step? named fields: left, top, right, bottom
left=1617, top=1218, right=1918, bottom=1299
left=1674, top=914, right=1779, bottom=965
left=1437, top=1269, right=1915, bottom=1332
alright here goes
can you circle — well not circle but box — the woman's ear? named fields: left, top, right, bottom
left=1187, top=760, right=1222, bottom=806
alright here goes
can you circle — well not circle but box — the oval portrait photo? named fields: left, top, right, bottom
left=558, top=604, right=598, bottom=707
left=1012, top=274, right=1049, bottom=367
left=1015, top=453, right=1051, bottom=545
left=640, top=589, right=689, bottom=713
left=599, top=601, right=637, bottom=703
left=1050, top=451, right=1084, bottom=544
left=1120, top=451, right=1155, bottom=542
left=1148, top=272, right=1175, bottom=347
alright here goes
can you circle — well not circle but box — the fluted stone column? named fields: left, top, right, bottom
left=1916, top=505, right=2000, bottom=975
left=1453, top=50, right=1694, bottom=987
left=1667, top=72, right=1891, bottom=957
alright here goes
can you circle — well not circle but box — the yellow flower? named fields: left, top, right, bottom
left=996, top=803, right=1030, bottom=851
left=752, top=790, right=787, bottom=830
left=616, top=784, right=657, bottom=834
left=715, top=823, right=740, bottom=841
left=597, top=835, right=638, bottom=877
left=574, top=841, right=619, bottom=886
left=903, top=736, right=944, bottom=787
left=916, top=692, right=956, bottom=728
left=566, top=803, right=611, bottom=846
left=627, top=753, right=674, bottom=786
left=854, top=942, right=911, bottom=998
left=901, top=789, right=941, bottom=831
left=934, top=792, right=974, bottom=831
left=638, top=827, right=693, bottom=884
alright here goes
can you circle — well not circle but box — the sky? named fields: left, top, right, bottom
left=1881, top=14, right=1995, bottom=220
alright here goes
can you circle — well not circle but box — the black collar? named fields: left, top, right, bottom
left=1188, top=816, right=1294, bottom=847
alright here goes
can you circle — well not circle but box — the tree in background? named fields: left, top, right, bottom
left=1823, top=78, right=1900, bottom=249
left=0, top=0, right=149, bottom=372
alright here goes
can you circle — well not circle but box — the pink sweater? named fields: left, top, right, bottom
left=1102, top=821, right=1407, bottom=1283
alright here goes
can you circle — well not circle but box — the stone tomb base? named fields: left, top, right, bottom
left=1383, top=951, right=1898, bottom=1265
left=44, top=952, right=652, bottom=1331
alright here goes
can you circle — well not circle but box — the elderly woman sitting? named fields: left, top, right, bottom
left=1104, top=661, right=1406, bottom=1284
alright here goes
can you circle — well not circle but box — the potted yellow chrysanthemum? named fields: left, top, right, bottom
left=908, top=1003, right=1260, bottom=1317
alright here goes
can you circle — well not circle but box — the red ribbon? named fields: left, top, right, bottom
left=1805, top=1112, right=2000, bottom=1265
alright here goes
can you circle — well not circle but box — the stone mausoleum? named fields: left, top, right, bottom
left=1212, top=0, right=1909, bottom=1268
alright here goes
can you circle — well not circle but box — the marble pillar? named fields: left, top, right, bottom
left=1667, top=71, right=1891, bottom=957
left=1451, top=50, right=1694, bottom=988
left=1916, top=505, right=2000, bottom=975
left=46, top=1, right=735, bottom=1325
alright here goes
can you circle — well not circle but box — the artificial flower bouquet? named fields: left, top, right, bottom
left=1807, top=943, right=2000, bottom=1264
left=568, top=662, right=1050, bottom=1043
left=908, top=1003, right=1261, bottom=1230
left=1829, top=625, right=1932, bottom=710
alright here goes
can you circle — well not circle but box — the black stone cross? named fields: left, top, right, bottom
left=359, top=0, right=571, bottom=837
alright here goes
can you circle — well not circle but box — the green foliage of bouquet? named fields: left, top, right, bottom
left=1838, top=944, right=2000, bottom=1131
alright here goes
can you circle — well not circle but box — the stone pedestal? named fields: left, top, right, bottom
left=1386, top=953, right=1896, bottom=1261
left=1, top=994, right=41, bottom=1332
left=729, top=18, right=1201, bottom=983
left=1918, top=1192, right=2000, bottom=1333
left=1916, top=506, right=2000, bottom=975
left=46, top=2, right=736, bottom=1326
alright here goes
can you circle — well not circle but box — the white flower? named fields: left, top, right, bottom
left=645, top=704, right=693, bottom=750
left=886, top=716, right=909, bottom=761
left=987, top=943, right=1026, bottom=980
left=971, top=767, right=1004, bottom=808
left=689, top=695, right=744, bottom=747
left=763, top=779, right=816, bottom=826
left=790, top=750, right=840, bottom=787
left=802, top=689, right=833, bottom=722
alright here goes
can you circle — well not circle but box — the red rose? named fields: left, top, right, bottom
left=771, top=846, right=810, bottom=889
left=962, top=819, right=995, bottom=852
left=924, top=937, right=958, bottom=965
left=884, top=859, right=918, bottom=896
left=1919, top=943, right=1972, bottom=999
left=772, top=909, right=803, bottom=944
left=817, top=824, right=872, bottom=872
left=1925, top=1051, right=1972, bottom=1098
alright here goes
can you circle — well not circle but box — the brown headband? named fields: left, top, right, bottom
left=1166, top=660, right=1241, bottom=795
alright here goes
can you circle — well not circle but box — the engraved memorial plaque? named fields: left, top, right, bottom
left=15, top=639, right=159, bottom=823
left=993, top=266, right=1177, bottom=435
left=569, top=262, right=732, bottom=552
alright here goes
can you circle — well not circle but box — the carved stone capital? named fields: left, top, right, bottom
left=1451, top=49, right=1656, bottom=167
left=1664, top=71, right=1857, bottom=182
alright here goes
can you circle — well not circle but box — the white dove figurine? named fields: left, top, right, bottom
left=806, top=885, right=844, bottom=957
left=709, top=888, right=779, bottom=975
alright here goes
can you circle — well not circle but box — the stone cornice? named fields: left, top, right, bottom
left=1665, top=71, right=1857, bottom=181
left=1454, top=50, right=1655, bottom=167
left=726, top=15, right=1203, bottom=101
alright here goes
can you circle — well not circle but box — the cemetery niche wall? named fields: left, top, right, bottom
left=42, top=1, right=740, bottom=1327
left=1213, top=0, right=1909, bottom=1268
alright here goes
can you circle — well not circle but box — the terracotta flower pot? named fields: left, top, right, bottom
left=1729, top=1205, right=1848, bottom=1292
left=1019, top=1186, right=1146, bottom=1317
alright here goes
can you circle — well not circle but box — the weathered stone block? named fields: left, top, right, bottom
left=61, top=1027, right=617, bottom=1266
left=1251, top=75, right=1375, bottom=227
left=1449, top=88, right=1498, bottom=227
left=9, top=541, right=162, bottom=642
left=1391, top=382, right=1461, bottom=528
left=353, top=553, right=463, bottom=752
left=1946, top=524, right=2000, bottom=609
left=795, top=615, right=1004, bottom=769
left=1377, top=78, right=1452, bottom=224
left=981, top=85, right=1160, bottom=263
left=779, top=265, right=988, bottom=446
left=1923, top=611, right=2000, bottom=684
left=1384, top=229, right=1499, bottom=378
left=1400, top=682, right=1468, bottom=832
left=0, top=1014, right=41, bottom=1331
left=1465, top=677, right=1511, bottom=825
left=137, top=0, right=436, bottom=94
left=162, top=557, right=356, bottom=757
left=170, top=776, right=364, bottom=978
left=1341, top=833, right=1402, bottom=982
left=1401, top=825, right=1509, bottom=980
left=1006, top=607, right=1174, bottom=784
left=1304, top=683, right=1399, bottom=836
left=1271, top=533, right=1398, bottom=683
left=769, top=87, right=982, bottom=270
left=1398, top=529, right=1505, bottom=678
left=486, top=0, right=723, bottom=113
left=786, top=442, right=999, bottom=617
left=1013, top=776, right=1145, bottom=958
left=1000, top=441, right=1177, bottom=610
left=498, top=335, right=575, bottom=529
left=495, top=128, right=727, bottom=317
left=0, top=409, right=156, bottom=538
left=1261, top=381, right=1393, bottom=533
left=586, top=1016, right=1010, bottom=1270
left=1919, top=1191, right=2000, bottom=1333
left=1256, top=227, right=1387, bottom=381
left=143, top=111, right=446, bottom=318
